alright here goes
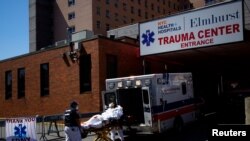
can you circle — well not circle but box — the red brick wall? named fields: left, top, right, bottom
left=0, top=39, right=101, bottom=117
left=0, top=37, right=168, bottom=118
left=98, top=38, right=143, bottom=91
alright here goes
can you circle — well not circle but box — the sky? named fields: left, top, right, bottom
left=0, top=0, right=29, bottom=61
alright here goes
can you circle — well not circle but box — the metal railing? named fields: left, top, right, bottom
left=0, top=112, right=100, bottom=141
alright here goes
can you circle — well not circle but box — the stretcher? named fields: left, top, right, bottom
left=81, top=119, right=122, bottom=141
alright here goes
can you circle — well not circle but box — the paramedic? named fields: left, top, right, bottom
left=109, top=102, right=124, bottom=141
left=64, top=101, right=82, bottom=141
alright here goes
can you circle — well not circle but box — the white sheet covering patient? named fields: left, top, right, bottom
left=81, top=102, right=124, bottom=141
left=81, top=103, right=123, bottom=129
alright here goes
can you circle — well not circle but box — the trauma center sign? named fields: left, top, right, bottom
left=140, top=0, right=244, bottom=56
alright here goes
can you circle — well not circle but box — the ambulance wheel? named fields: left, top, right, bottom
left=173, top=116, right=183, bottom=133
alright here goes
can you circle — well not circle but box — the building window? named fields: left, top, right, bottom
left=138, top=9, right=141, bottom=17
left=68, top=12, right=75, bottom=20
left=106, top=10, right=110, bottom=18
left=106, top=24, right=110, bottom=31
left=123, top=16, right=127, bottom=24
left=18, top=68, right=25, bottom=99
left=115, top=13, right=119, bottom=21
left=190, top=3, right=193, bottom=9
left=80, top=54, right=92, bottom=93
left=115, top=0, right=118, bottom=8
left=106, top=55, right=117, bottom=79
left=5, top=70, right=12, bottom=100
left=145, top=12, right=148, bottom=19
left=68, top=0, right=75, bottom=7
left=40, top=63, right=49, bottom=97
left=68, top=26, right=75, bottom=34
left=96, top=7, right=101, bottom=15
left=131, top=18, right=134, bottom=23
left=145, top=0, right=148, bottom=8
left=131, top=6, right=134, bottom=14
left=157, top=6, right=160, bottom=13
left=96, top=21, right=101, bottom=29
left=106, top=0, right=110, bottom=4
left=123, top=3, right=127, bottom=11
left=151, top=3, right=154, bottom=10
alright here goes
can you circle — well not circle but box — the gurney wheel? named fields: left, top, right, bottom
left=93, top=128, right=112, bottom=141
left=94, top=137, right=112, bottom=141
left=94, top=134, right=112, bottom=141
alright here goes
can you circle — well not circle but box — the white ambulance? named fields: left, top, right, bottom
left=102, top=73, right=203, bottom=133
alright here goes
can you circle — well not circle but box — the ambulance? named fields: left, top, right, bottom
left=102, top=73, right=203, bottom=133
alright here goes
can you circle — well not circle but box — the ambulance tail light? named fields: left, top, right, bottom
left=126, top=80, right=133, bottom=88
left=135, top=80, right=142, bottom=87
left=144, top=79, right=151, bottom=86
left=117, top=82, right=123, bottom=88
left=108, top=82, right=115, bottom=89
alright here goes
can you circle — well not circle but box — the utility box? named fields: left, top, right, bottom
left=71, top=30, right=94, bottom=42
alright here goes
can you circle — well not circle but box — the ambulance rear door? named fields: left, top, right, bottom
left=142, top=87, right=152, bottom=126
left=102, top=90, right=117, bottom=110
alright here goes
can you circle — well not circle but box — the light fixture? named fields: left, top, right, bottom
left=126, top=80, right=133, bottom=87
left=108, top=82, right=115, bottom=89
left=144, top=79, right=151, bottom=86
left=117, top=82, right=123, bottom=88
left=135, top=80, right=142, bottom=86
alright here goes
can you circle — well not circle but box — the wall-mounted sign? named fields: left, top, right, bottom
left=140, top=0, right=244, bottom=56
left=6, top=117, right=37, bottom=141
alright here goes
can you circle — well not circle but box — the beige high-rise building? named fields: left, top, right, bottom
left=29, top=0, right=194, bottom=52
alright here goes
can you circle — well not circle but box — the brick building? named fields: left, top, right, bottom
left=0, top=36, right=173, bottom=117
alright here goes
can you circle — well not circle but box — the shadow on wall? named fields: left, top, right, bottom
left=53, top=1, right=70, bottom=43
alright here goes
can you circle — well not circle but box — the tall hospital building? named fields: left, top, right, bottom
left=29, top=0, right=196, bottom=52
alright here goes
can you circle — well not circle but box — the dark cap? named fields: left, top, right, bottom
left=70, top=101, right=78, bottom=109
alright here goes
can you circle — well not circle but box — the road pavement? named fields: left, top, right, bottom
left=41, top=118, right=211, bottom=141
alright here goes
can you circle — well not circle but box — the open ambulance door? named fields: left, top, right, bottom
left=101, top=90, right=117, bottom=111
left=142, top=87, right=152, bottom=126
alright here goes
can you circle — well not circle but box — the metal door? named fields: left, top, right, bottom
left=142, top=87, right=152, bottom=126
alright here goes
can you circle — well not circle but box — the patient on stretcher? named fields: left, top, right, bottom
left=81, top=103, right=123, bottom=129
